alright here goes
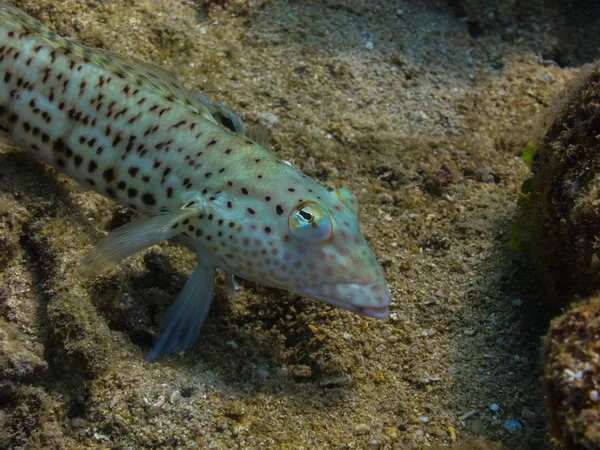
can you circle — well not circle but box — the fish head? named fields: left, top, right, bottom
left=280, top=187, right=391, bottom=318
left=213, top=173, right=391, bottom=318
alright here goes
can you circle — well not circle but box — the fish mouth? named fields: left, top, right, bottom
left=302, top=281, right=391, bottom=318
left=355, top=305, right=390, bottom=318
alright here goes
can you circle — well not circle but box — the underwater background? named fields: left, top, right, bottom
left=1, top=0, right=599, bottom=448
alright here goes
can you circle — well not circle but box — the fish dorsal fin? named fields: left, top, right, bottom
left=196, top=93, right=245, bottom=136
left=246, top=124, right=270, bottom=150
left=0, top=2, right=219, bottom=125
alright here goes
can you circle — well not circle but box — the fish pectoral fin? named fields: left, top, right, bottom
left=145, top=263, right=216, bottom=361
left=78, top=211, right=193, bottom=278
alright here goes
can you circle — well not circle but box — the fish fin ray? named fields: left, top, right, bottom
left=246, top=124, right=270, bottom=150
left=77, top=210, right=194, bottom=278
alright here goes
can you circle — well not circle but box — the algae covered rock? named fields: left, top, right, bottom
left=544, top=295, right=600, bottom=450
left=528, top=62, right=600, bottom=300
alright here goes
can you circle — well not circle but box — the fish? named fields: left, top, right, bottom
left=0, top=1, right=391, bottom=360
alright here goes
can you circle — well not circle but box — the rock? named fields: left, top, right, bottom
left=528, top=62, right=600, bottom=302
left=544, top=295, right=600, bottom=448
left=0, top=319, right=47, bottom=379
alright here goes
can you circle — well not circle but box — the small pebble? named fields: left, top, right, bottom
left=459, top=410, right=478, bottom=421
left=355, top=423, right=370, bottom=435
left=257, top=112, right=280, bottom=128
left=379, top=193, right=394, bottom=204
left=291, top=365, right=312, bottom=380
left=168, top=390, right=181, bottom=404
left=365, top=41, right=374, bottom=50
left=418, top=416, right=429, bottom=423
left=319, top=375, right=350, bottom=387
left=71, top=417, right=88, bottom=429
left=369, top=440, right=380, bottom=450
left=590, top=390, right=599, bottom=402
left=490, top=403, right=500, bottom=412
left=504, top=419, right=522, bottom=434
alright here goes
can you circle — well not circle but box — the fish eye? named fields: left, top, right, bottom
left=335, top=188, right=359, bottom=217
left=288, top=202, right=332, bottom=243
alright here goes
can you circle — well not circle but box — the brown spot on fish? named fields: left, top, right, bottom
left=170, top=119, right=187, bottom=129
left=114, top=107, right=128, bottom=119
left=142, top=193, right=156, bottom=205
left=127, top=113, right=142, bottom=124
left=103, top=168, right=115, bottom=182
left=52, top=137, right=65, bottom=153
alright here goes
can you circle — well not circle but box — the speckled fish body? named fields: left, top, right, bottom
left=0, top=2, right=391, bottom=360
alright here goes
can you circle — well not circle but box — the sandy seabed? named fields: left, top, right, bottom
left=1, top=1, right=596, bottom=448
